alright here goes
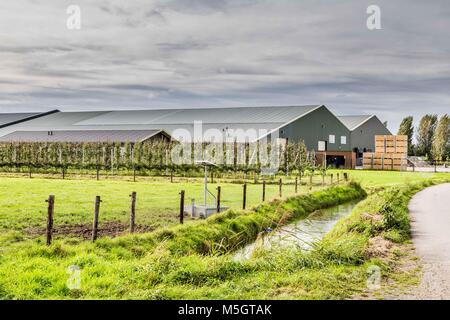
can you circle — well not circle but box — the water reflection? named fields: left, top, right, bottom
left=233, top=201, right=359, bottom=261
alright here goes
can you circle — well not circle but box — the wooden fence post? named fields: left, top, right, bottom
left=295, top=177, right=298, bottom=193
left=170, top=168, right=174, bottom=183
left=216, top=186, right=221, bottom=213
left=243, top=183, right=247, bottom=210
left=331, top=174, right=333, bottom=184
left=179, top=190, right=185, bottom=224
left=133, top=166, right=136, bottom=182
left=262, top=180, right=266, bottom=202
left=96, top=165, right=100, bottom=181
left=46, top=195, right=55, bottom=246
left=211, top=171, right=214, bottom=184
left=92, top=196, right=101, bottom=241
left=344, top=172, right=348, bottom=181
left=337, top=173, right=339, bottom=184
left=129, top=192, right=137, bottom=232
left=279, top=178, right=282, bottom=198
left=62, top=166, right=65, bottom=179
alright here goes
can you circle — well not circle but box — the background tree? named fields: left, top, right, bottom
left=397, top=116, right=414, bottom=155
left=431, top=115, right=450, bottom=161
left=416, top=114, right=438, bottom=157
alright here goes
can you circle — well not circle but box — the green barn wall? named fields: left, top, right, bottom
left=350, top=116, right=391, bottom=151
left=278, top=105, right=351, bottom=152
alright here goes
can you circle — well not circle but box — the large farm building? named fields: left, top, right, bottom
left=0, top=105, right=390, bottom=168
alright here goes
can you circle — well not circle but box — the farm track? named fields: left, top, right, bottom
left=402, top=183, right=450, bottom=299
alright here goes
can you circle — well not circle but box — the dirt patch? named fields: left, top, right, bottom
left=365, top=236, right=394, bottom=258
left=26, top=222, right=156, bottom=240
left=365, top=236, right=394, bottom=259
left=361, top=212, right=383, bottom=224
left=353, top=243, right=422, bottom=300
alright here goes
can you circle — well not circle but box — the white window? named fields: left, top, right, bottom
left=318, top=141, right=326, bottom=151
left=329, top=134, right=335, bottom=144
left=340, top=136, right=347, bottom=145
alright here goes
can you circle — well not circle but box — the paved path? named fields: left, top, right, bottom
left=404, top=183, right=450, bottom=299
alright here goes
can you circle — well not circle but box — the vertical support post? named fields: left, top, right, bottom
left=211, top=171, right=214, bottom=184
left=133, top=166, right=136, bottom=182
left=62, top=166, right=65, bottom=179
left=179, top=190, right=185, bottom=224
left=29, top=164, right=32, bottom=178
left=170, top=168, right=174, bottom=183
left=92, top=196, right=101, bottom=241
left=337, top=173, right=339, bottom=184
left=262, top=180, right=266, bottom=202
left=216, top=186, right=221, bottom=213
left=46, top=195, right=55, bottom=246
left=331, top=173, right=333, bottom=184
left=96, top=165, right=100, bottom=181
left=344, top=172, right=348, bottom=181
left=243, top=183, right=247, bottom=210
left=279, top=178, right=282, bottom=198
left=129, top=192, right=136, bottom=232
left=285, top=138, right=289, bottom=176
left=295, top=177, right=298, bottom=193
left=111, top=148, right=114, bottom=175
left=203, top=165, right=208, bottom=207
left=434, top=161, right=437, bottom=173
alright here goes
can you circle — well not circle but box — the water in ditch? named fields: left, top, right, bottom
left=233, top=200, right=360, bottom=261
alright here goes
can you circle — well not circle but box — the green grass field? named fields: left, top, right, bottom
left=0, top=170, right=445, bottom=237
left=0, top=175, right=316, bottom=235
left=0, top=169, right=449, bottom=299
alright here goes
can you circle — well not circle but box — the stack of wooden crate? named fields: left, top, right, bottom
left=363, top=135, right=408, bottom=171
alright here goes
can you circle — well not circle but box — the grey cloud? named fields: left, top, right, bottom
left=0, top=0, right=449, bottom=133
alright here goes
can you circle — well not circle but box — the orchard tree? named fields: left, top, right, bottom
left=397, top=116, right=414, bottom=155
left=416, top=114, right=438, bottom=157
left=431, top=115, right=450, bottom=161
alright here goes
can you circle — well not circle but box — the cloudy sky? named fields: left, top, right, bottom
left=0, top=0, right=449, bottom=131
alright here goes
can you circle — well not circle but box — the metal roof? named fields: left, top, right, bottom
left=0, top=113, right=38, bottom=126
left=337, top=115, right=374, bottom=131
left=0, top=130, right=168, bottom=143
left=74, top=105, right=321, bottom=125
left=0, top=110, right=59, bottom=128
left=0, top=106, right=323, bottom=142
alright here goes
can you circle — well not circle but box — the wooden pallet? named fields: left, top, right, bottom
left=374, top=135, right=408, bottom=154
left=363, top=152, right=407, bottom=171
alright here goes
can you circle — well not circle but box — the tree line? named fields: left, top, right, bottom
left=0, top=140, right=318, bottom=176
left=397, top=114, right=450, bottom=160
